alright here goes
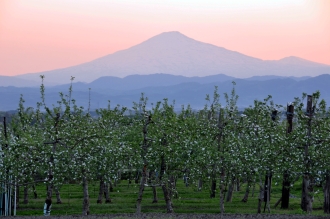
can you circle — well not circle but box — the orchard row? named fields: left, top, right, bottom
left=1, top=79, right=330, bottom=215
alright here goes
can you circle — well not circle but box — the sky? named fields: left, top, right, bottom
left=0, top=0, right=329, bottom=76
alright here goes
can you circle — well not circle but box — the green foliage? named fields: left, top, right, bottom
left=1, top=79, right=330, bottom=215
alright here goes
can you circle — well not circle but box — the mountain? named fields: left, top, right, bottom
left=1, top=74, right=330, bottom=111
left=14, top=31, right=330, bottom=84
left=245, top=75, right=311, bottom=81
left=276, top=56, right=324, bottom=66
left=47, top=73, right=235, bottom=94
left=51, top=73, right=308, bottom=93
left=85, top=73, right=235, bottom=91
left=0, top=76, right=42, bottom=87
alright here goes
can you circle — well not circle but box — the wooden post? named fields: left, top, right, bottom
left=301, top=95, right=314, bottom=213
left=324, top=172, right=330, bottom=214
left=281, top=104, right=294, bottom=209
left=287, top=105, right=294, bottom=133
left=3, top=117, right=8, bottom=148
left=1, top=117, right=16, bottom=216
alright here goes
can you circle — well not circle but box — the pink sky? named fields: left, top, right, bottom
left=0, top=0, right=329, bottom=76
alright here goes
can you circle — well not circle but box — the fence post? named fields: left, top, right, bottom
left=301, top=95, right=314, bottom=213
left=280, top=104, right=294, bottom=209
left=1, top=117, right=15, bottom=216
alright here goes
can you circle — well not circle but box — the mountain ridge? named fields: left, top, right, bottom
left=0, top=73, right=312, bottom=89
left=1, top=74, right=329, bottom=111
left=11, top=31, right=329, bottom=84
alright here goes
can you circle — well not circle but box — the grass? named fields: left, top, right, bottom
left=16, top=179, right=326, bottom=216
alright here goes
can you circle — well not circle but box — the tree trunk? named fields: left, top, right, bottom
left=16, top=185, right=20, bottom=208
left=32, top=184, right=38, bottom=199
left=184, top=174, right=189, bottom=187
left=162, top=183, right=174, bottom=213
left=97, top=179, right=104, bottom=203
left=136, top=165, right=148, bottom=214
left=44, top=141, right=56, bottom=210
left=55, top=187, right=62, bottom=204
left=44, top=177, right=54, bottom=216
left=324, top=173, right=330, bottom=214
left=148, top=171, right=153, bottom=184
left=168, top=175, right=178, bottom=199
left=46, top=184, right=53, bottom=199
left=82, top=175, right=90, bottom=215
left=104, top=182, right=111, bottom=203
left=198, top=179, right=203, bottom=191
left=174, top=177, right=178, bottom=198
left=158, top=154, right=173, bottom=212
left=219, top=178, right=225, bottom=214
left=210, top=179, right=216, bottom=198
left=267, top=174, right=271, bottom=213
left=226, top=179, right=234, bottom=202
left=281, top=171, right=290, bottom=209
left=135, top=171, right=140, bottom=184
left=257, top=175, right=264, bottom=214
left=252, top=180, right=256, bottom=197
left=263, top=173, right=271, bottom=213
left=152, top=186, right=158, bottom=203
left=109, top=180, right=114, bottom=192
left=116, top=171, right=121, bottom=185
left=236, top=177, right=240, bottom=191
left=45, top=183, right=53, bottom=211
left=274, top=197, right=282, bottom=209
left=301, top=173, right=313, bottom=213
left=242, top=179, right=251, bottom=202
left=23, top=186, right=28, bottom=204
left=136, top=113, right=152, bottom=213
left=128, top=171, right=132, bottom=185
left=44, top=116, right=59, bottom=210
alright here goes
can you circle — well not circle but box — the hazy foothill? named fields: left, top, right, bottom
left=1, top=31, right=330, bottom=218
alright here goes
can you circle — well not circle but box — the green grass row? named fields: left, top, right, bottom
left=16, top=179, right=325, bottom=216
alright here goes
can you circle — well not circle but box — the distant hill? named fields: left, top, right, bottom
left=245, top=75, right=311, bottom=81
left=44, top=73, right=310, bottom=94
left=73, top=73, right=235, bottom=91
left=13, top=31, right=330, bottom=84
left=1, top=74, right=329, bottom=111
left=0, top=76, right=41, bottom=87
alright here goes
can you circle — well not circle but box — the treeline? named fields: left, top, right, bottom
left=1, top=79, right=330, bottom=215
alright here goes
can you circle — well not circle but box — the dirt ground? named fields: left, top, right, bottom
left=5, top=214, right=329, bottom=219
